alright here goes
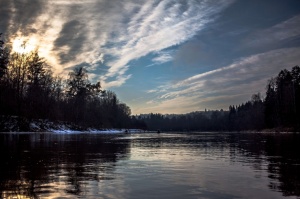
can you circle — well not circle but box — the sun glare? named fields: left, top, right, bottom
left=12, top=37, right=37, bottom=54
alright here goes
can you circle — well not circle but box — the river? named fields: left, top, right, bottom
left=0, top=132, right=299, bottom=199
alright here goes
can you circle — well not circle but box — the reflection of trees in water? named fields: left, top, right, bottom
left=265, top=134, right=300, bottom=197
left=0, top=133, right=130, bottom=198
left=228, top=133, right=300, bottom=197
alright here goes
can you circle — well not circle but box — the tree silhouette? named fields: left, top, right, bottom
left=0, top=45, right=136, bottom=131
left=0, top=33, right=9, bottom=78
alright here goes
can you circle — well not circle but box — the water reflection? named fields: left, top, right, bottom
left=226, top=133, right=300, bottom=197
left=0, top=132, right=299, bottom=198
left=0, top=133, right=130, bottom=198
left=126, top=132, right=300, bottom=198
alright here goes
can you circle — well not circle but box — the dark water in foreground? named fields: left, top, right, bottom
left=0, top=132, right=300, bottom=199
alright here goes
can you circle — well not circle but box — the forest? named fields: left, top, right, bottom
left=1, top=34, right=300, bottom=132
left=0, top=34, right=138, bottom=131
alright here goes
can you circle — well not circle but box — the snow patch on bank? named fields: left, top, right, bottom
left=0, top=116, right=144, bottom=134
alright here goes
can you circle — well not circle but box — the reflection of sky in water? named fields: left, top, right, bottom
left=117, top=134, right=282, bottom=199
left=0, top=132, right=299, bottom=199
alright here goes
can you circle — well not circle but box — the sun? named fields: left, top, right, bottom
left=12, top=37, right=37, bottom=54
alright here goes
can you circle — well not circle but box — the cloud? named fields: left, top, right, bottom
left=137, top=47, right=300, bottom=114
left=102, top=74, right=132, bottom=88
left=152, top=51, right=173, bottom=64
left=145, top=50, right=175, bottom=68
left=2, top=0, right=45, bottom=35
left=146, top=89, right=159, bottom=94
left=143, top=95, right=200, bottom=113
left=54, top=20, right=87, bottom=64
left=245, top=14, right=300, bottom=48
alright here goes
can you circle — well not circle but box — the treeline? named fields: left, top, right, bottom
left=0, top=34, right=137, bottom=130
left=137, top=66, right=300, bottom=132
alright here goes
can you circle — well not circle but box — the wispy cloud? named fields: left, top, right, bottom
left=152, top=51, right=174, bottom=65
left=136, top=47, right=300, bottom=114
left=146, top=89, right=159, bottom=94
left=245, top=14, right=300, bottom=48
left=145, top=50, right=174, bottom=67
left=100, top=0, right=235, bottom=87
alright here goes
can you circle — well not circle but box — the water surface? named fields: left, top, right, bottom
left=0, top=132, right=299, bottom=198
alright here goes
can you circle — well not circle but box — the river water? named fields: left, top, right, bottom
left=0, top=132, right=299, bottom=199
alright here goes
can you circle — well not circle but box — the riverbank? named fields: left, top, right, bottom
left=0, top=115, right=143, bottom=133
left=1, top=115, right=298, bottom=133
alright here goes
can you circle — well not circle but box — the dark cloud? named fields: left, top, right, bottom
left=0, top=1, right=11, bottom=34
left=0, top=0, right=45, bottom=36
left=54, top=19, right=87, bottom=64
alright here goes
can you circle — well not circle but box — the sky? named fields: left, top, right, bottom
left=1, top=0, right=300, bottom=114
